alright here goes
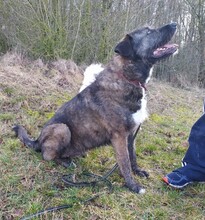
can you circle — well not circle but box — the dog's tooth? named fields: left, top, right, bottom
left=139, top=188, right=146, bottom=194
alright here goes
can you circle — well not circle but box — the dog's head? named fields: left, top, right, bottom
left=114, top=23, right=178, bottom=64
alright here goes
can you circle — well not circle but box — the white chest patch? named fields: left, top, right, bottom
left=145, top=67, right=153, bottom=84
left=132, top=88, right=148, bottom=126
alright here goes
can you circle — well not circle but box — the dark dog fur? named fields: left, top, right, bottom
left=13, top=23, right=178, bottom=194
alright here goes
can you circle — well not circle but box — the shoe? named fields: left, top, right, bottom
left=162, top=171, right=193, bottom=189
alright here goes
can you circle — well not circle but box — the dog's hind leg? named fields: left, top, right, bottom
left=38, top=123, right=72, bottom=167
left=111, top=132, right=145, bottom=194
left=128, top=131, right=149, bottom=178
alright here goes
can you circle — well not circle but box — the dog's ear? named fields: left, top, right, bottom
left=114, top=35, right=134, bottom=58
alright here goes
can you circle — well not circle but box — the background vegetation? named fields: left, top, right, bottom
left=0, top=0, right=205, bottom=87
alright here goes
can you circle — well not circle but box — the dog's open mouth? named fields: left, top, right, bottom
left=153, top=43, right=178, bottom=58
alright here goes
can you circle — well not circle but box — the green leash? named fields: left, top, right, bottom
left=21, top=163, right=118, bottom=220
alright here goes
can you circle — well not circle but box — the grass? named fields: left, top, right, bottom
left=0, top=59, right=205, bottom=219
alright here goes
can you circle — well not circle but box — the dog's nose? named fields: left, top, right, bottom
left=170, top=22, right=177, bottom=29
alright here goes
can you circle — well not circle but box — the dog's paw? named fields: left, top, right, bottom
left=133, top=169, right=149, bottom=178
left=126, top=183, right=146, bottom=194
left=139, top=188, right=146, bottom=194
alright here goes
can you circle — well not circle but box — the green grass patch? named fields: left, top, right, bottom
left=1, top=79, right=205, bottom=220
left=2, top=86, right=15, bottom=96
left=0, top=113, right=14, bottom=121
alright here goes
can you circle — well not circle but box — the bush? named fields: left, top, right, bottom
left=0, top=0, right=125, bottom=63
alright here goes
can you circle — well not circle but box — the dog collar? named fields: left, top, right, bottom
left=117, top=71, right=147, bottom=91
left=131, top=79, right=147, bottom=91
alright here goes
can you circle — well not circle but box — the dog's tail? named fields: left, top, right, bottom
left=12, top=125, right=41, bottom=151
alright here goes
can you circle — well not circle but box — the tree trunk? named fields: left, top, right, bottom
left=197, top=0, right=205, bottom=87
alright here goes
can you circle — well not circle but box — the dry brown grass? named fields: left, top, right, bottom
left=0, top=52, right=84, bottom=95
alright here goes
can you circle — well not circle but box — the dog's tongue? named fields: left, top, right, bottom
left=153, top=43, right=178, bottom=57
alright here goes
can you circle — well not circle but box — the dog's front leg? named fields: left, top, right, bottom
left=128, top=131, right=149, bottom=178
left=111, top=133, right=145, bottom=194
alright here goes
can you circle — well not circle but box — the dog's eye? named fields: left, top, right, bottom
left=147, top=30, right=151, bottom=35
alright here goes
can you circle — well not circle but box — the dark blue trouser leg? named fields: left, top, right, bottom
left=175, top=113, right=205, bottom=181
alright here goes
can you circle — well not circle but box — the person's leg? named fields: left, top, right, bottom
left=163, top=113, right=205, bottom=188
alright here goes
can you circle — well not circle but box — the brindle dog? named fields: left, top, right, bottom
left=13, top=23, right=178, bottom=194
